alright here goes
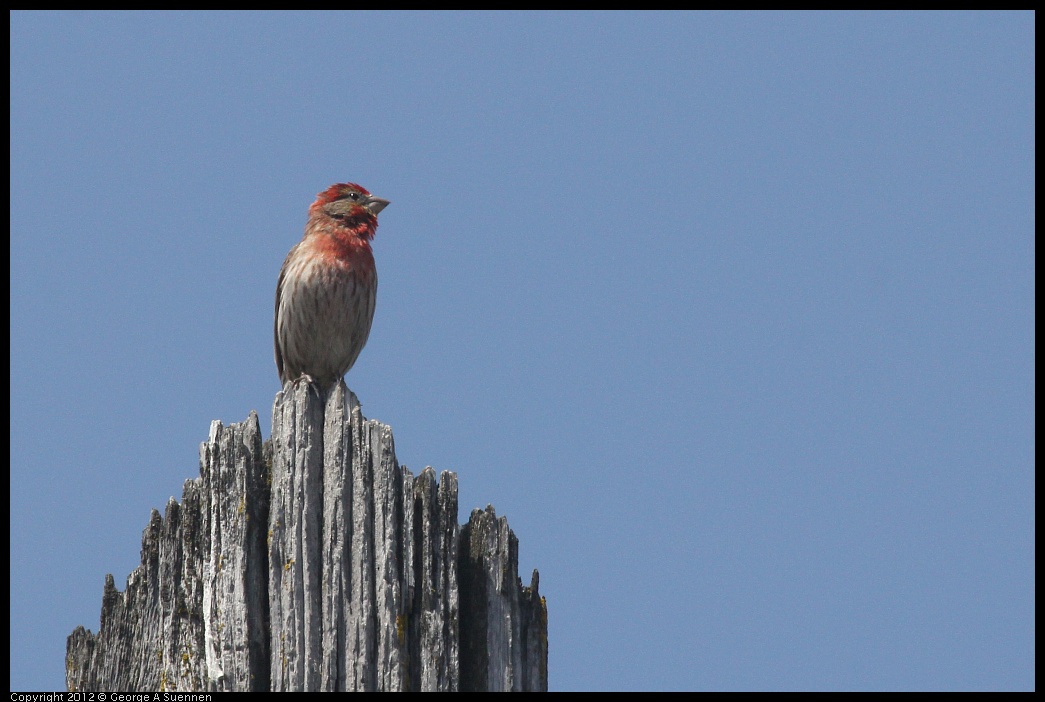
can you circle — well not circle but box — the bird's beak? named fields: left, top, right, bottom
left=367, top=196, right=390, bottom=215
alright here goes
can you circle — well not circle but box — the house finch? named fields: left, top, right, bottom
left=275, top=183, right=390, bottom=390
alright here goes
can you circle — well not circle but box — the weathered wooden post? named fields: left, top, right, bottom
left=66, top=382, right=547, bottom=691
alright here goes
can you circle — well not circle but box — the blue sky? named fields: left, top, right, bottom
left=10, top=11, right=1034, bottom=691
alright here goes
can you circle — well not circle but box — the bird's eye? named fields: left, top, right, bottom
left=346, top=192, right=360, bottom=201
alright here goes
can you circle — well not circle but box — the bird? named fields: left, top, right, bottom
left=274, top=183, right=390, bottom=391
